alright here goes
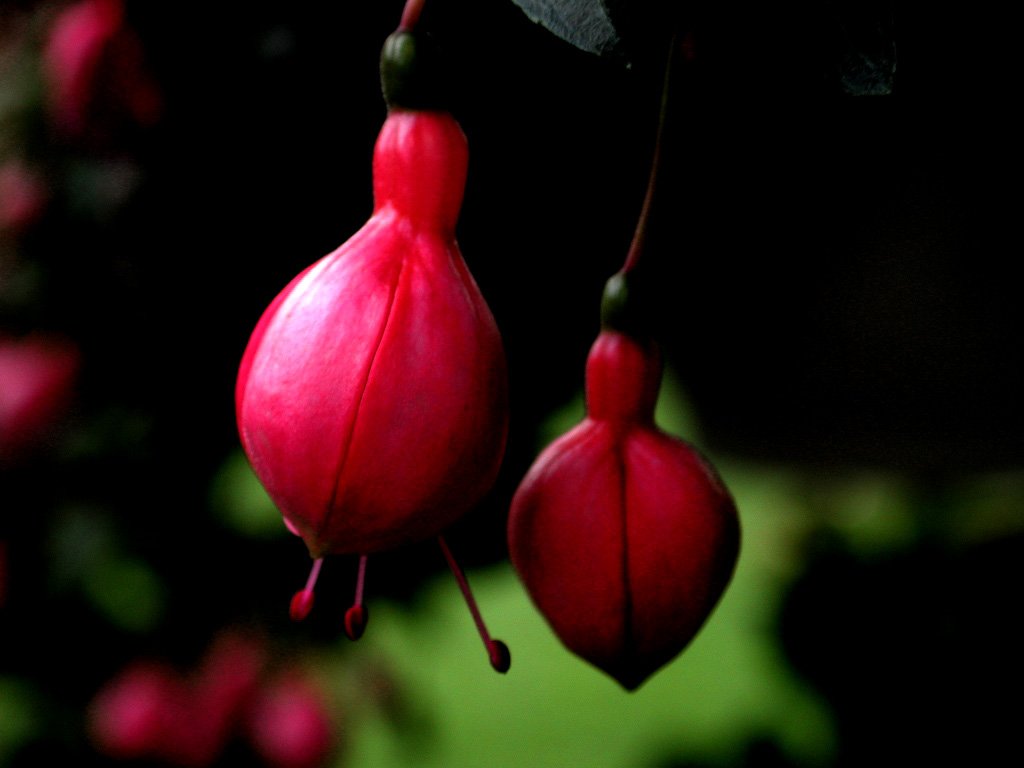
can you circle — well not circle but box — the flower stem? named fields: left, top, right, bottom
left=438, top=536, right=510, bottom=673
left=622, top=30, right=686, bottom=275
left=400, top=0, right=427, bottom=31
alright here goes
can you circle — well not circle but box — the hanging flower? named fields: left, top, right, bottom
left=509, top=274, right=740, bottom=690
left=236, top=26, right=509, bottom=671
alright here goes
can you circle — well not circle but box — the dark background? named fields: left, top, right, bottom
left=2, top=1, right=1021, bottom=766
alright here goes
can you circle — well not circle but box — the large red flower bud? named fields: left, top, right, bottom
left=236, top=26, right=510, bottom=673
left=237, top=107, right=507, bottom=558
left=509, top=285, right=740, bottom=690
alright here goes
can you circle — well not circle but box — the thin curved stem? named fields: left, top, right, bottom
left=622, top=30, right=684, bottom=275
left=438, top=535, right=511, bottom=673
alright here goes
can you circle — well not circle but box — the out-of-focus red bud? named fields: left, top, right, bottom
left=165, top=630, right=268, bottom=766
left=87, top=631, right=270, bottom=767
left=509, top=329, right=740, bottom=690
left=87, top=661, right=185, bottom=760
left=236, top=108, right=507, bottom=558
left=0, top=334, right=79, bottom=462
left=0, top=159, right=49, bottom=235
left=42, top=0, right=161, bottom=140
left=246, top=673, right=336, bottom=768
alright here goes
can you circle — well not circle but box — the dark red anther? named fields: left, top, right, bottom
left=344, top=605, right=368, bottom=641
left=289, top=558, right=323, bottom=622
left=487, top=640, right=511, bottom=674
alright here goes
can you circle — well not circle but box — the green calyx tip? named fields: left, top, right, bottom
left=380, top=30, right=448, bottom=110
left=600, top=271, right=650, bottom=339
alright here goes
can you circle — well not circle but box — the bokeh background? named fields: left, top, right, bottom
left=2, top=1, right=1021, bottom=766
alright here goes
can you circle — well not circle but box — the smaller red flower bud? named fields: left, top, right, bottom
left=509, top=283, right=740, bottom=690
left=245, top=673, right=336, bottom=768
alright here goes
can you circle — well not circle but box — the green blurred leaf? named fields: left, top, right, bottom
left=210, top=449, right=287, bottom=539
left=0, top=677, right=40, bottom=764
left=81, top=556, right=165, bottom=633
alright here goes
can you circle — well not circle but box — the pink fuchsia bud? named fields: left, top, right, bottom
left=508, top=322, right=740, bottom=690
left=237, top=28, right=510, bottom=673
left=245, top=673, right=336, bottom=768
left=237, top=108, right=507, bottom=559
left=0, top=334, right=80, bottom=462
left=42, top=0, right=161, bottom=140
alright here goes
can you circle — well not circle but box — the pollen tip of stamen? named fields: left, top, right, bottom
left=289, top=589, right=314, bottom=621
left=488, top=639, right=511, bottom=673
left=344, top=604, right=368, bottom=641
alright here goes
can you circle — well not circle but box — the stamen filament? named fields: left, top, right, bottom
left=438, top=535, right=510, bottom=673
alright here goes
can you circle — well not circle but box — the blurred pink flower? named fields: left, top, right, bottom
left=0, top=334, right=80, bottom=462
left=42, top=0, right=161, bottom=141
left=0, top=159, right=49, bottom=235
left=87, top=629, right=338, bottom=767
left=87, top=660, right=188, bottom=761
left=246, top=673, right=335, bottom=768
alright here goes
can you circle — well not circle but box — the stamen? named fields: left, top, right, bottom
left=289, top=557, right=323, bottom=621
left=438, top=535, right=511, bottom=673
left=344, top=555, right=369, bottom=640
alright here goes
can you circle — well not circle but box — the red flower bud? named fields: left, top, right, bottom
left=508, top=329, right=740, bottom=690
left=237, top=108, right=507, bottom=557
left=237, top=98, right=510, bottom=669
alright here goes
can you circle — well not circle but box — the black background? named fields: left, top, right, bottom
left=3, top=1, right=1021, bottom=766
